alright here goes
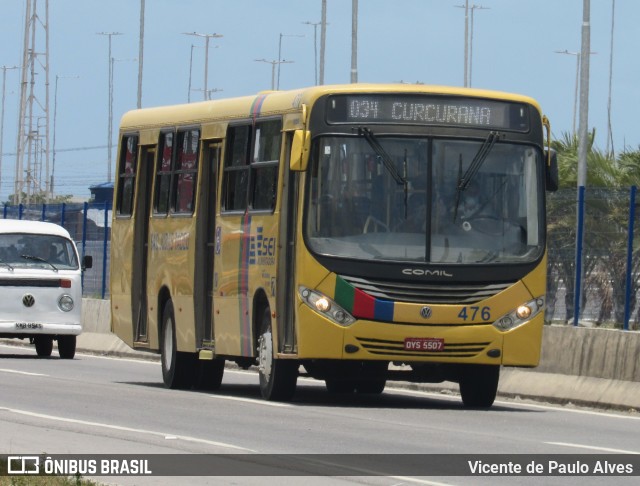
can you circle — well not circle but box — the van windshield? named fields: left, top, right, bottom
left=0, top=233, right=79, bottom=270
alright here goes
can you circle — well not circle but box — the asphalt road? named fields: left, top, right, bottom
left=1, top=343, right=639, bottom=486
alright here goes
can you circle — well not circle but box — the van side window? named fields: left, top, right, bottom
left=116, top=135, right=139, bottom=216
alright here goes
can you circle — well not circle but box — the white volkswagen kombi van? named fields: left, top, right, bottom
left=0, top=219, right=92, bottom=358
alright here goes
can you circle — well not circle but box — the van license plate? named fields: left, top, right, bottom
left=16, top=322, right=43, bottom=330
left=404, top=337, right=444, bottom=351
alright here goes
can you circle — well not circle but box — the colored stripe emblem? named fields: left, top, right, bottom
left=250, top=93, right=269, bottom=120
left=334, top=276, right=394, bottom=322
left=238, top=213, right=252, bottom=355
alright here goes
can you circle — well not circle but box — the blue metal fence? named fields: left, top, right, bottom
left=3, top=188, right=640, bottom=330
left=2, top=201, right=111, bottom=298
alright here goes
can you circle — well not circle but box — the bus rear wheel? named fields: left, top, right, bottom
left=257, top=308, right=297, bottom=401
left=34, top=336, right=53, bottom=357
left=57, top=335, right=76, bottom=359
left=459, top=364, right=499, bottom=408
left=161, top=300, right=196, bottom=389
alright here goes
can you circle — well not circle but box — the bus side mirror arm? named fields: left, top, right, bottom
left=290, top=129, right=311, bottom=172
left=545, top=149, right=559, bottom=192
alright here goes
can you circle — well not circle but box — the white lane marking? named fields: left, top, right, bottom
left=209, top=394, right=292, bottom=408
left=0, top=368, right=48, bottom=377
left=1, top=407, right=255, bottom=452
left=390, top=387, right=640, bottom=420
left=545, top=442, right=640, bottom=454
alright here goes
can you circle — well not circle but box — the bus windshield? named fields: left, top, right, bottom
left=306, top=135, right=543, bottom=264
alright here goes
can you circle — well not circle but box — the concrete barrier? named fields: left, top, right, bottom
left=78, top=299, right=639, bottom=410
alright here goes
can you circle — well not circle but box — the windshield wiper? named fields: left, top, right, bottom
left=453, top=131, right=499, bottom=222
left=0, top=258, right=14, bottom=271
left=21, top=254, right=58, bottom=272
left=358, top=127, right=409, bottom=216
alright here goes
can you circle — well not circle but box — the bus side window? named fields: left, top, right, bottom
left=174, top=129, right=200, bottom=214
left=154, top=131, right=174, bottom=215
left=251, top=119, right=282, bottom=211
left=116, top=134, right=139, bottom=216
left=222, top=125, right=251, bottom=211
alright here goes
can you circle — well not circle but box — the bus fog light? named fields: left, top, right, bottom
left=492, top=297, right=544, bottom=332
left=299, top=286, right=356, bottom=326
left=58, top=295, right=74, bottom=312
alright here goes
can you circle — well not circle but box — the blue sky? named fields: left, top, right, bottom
left=0, top=0, right=637, bottom=200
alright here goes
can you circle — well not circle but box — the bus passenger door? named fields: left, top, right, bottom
left=133, top=147, right=155, bottom=343
left=194, top=141, right=221, bottom=350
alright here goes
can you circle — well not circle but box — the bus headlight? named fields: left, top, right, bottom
left=58, top=295, right=74, bottom=312
left=493, top=297, right=544, bottom=331
left=299, top=286, right=356, bottom=327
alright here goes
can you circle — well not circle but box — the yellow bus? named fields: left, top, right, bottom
left=110, top=83, right=557, bottom=408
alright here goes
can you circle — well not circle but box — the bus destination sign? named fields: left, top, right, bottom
left=326, top=95, right=529, bottom=131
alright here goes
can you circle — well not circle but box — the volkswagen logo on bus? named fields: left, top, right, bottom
left=420, top=306, right=432, bottom=319
left=23, top=294, right=35, bottom=308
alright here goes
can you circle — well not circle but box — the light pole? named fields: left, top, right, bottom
left=351, top=0, right=358, bottom=83
left=319, top=0, right=327, bottom=85
left=0, top=65, right=19, bottom=201
left=555, top=50, right=580, bottom=135
left=302, top=21, right=321, bottom=85
left=137, top=0, right=145, bottom=109
left=97, top=32, right=123, bottom=183
left=555, top=49, right=596, bottom=135
left=456, top=2, right=488, bottom=87
left=277, top=33, right=304, bottom=90
left=606, top=0, right=616, bottom=156
left=183, top=32, right=223, bottom=101
left=255, top=59, right=293, bottom=90
left=51, top=74, right=78, bottom=199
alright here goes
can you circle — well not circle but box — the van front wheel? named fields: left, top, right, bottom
left=58, top=335, right=76, bottom=359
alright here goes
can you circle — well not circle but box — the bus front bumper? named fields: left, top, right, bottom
left=295, top=304, right=543, bottom=367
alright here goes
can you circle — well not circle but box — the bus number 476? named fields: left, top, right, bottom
left=457, top=306, right=491, bottom=321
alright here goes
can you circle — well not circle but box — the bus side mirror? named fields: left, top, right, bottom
left=83, top=255, right=93, bottom=270
left=290, top=129, right=310, bottom=172
left=545, top=149, right=559, bottom=192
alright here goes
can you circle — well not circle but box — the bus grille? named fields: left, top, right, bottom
left=340, top=275, right=513, bottom=305
left=356, top=337, right=490, bottom=358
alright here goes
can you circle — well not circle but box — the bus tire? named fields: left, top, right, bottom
left=355, top=361, right=387, bottom=394
left=459, top=364, right=499, bottom=408
left=196, top=359, right=225, bottom=391
left=57, top=335, right=76, bottom=359
left=258, top=308, right=297, bottom=401
left=34, top=336, right=53, bottom=357
left=161, top=300, right=196, bottom=389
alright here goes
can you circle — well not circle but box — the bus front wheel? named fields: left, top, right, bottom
left=257, top=308, right=297, bottom=401
left=161, top=300, right=196, bottom=389
left=459, top=364, right=499, bottom=408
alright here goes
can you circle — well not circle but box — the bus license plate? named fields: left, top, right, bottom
left=404, top=337, right=444, bottom=352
